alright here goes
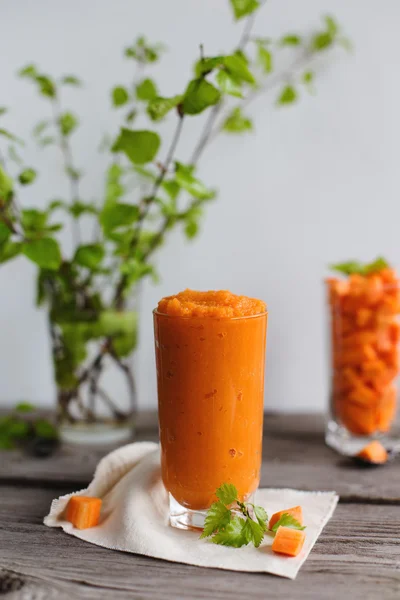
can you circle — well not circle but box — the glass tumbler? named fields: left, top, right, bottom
left=325, top=274, right=400, bottom=454
left=153, top=309, right=267, bottom=530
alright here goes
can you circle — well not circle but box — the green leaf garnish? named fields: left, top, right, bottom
left=271, top=513, right=306, bottom=533
left=200, top=501, right=231, bottom=538
left=211, top=516, right=248, bottom=547
left=201, top=483, right=269, bottom=548
left=216, top=483, right=238, bottom=505
left=330, top=257, right=389, bottom=276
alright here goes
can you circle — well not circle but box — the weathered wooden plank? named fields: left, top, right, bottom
left=0, top=485, right=399, bottom=600
left=0, top=413, right=399, bottom=503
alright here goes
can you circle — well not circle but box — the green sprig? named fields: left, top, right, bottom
left=200, top=483, right=268, bottom=548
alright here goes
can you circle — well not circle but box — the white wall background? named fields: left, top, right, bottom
left=0, top=0, right=399, bottom=413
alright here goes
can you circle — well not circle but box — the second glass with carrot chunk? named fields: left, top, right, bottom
left=326, top=261, right=400, bottom=453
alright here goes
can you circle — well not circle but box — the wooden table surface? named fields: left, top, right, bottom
left=0, top=413, right=399, bottom=600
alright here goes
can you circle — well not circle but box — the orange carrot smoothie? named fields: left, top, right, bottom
left=154, top=290, right=267, bottom=513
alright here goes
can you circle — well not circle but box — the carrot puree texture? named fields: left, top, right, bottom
left=154, top=290, right=267, bottom=511
left=327, top=268, right=400, bottom=436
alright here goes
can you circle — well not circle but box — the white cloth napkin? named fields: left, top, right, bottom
left=44, top=442, right=338, bottom=580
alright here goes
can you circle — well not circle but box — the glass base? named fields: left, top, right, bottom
left=169, top=494, right=207, bottom=531
left=168, top=491, right=256, bottom=531
left=325, top=419, right=388, bottom=456
left=59, top=422, right=134, bottom=445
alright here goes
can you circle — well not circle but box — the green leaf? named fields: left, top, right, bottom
left=175, top=162, right=215, bottom=199
left=330, top=257, right=389, bottom=277
left=15, top=402, right=35, bottom=412
left=0, top=166, right=13, bottom=200
left=277, top=85, right=297, bottom=105
left=36, top=75, right=56, bottom=98
left=18, top=168, right=37, bottom=185
left=162, top=179, right=180, bottom=200
left=39, top=136, right=55, bottom=147
left=223, top=54, right=255, bottom=84
left=229, top=0, right=260, bottom=20
left=182, top=79, right=221, bottom=115
left=0, top=107, right=7, bottom=116
left=125, top=108, right=138, bottom=123
left=65, top=166, right=82, bottom=180
left=58, top=112, right=78, bottom=136
left=23, top=238, right=62, bottom=270
left=0, top=241, right=21, bottom=264
left=312, top=32, right=334, bottom=52
left=200, top=501, right=231, bottom=538
left=34, top=419, right=58, bottom=439
left=257, top=46, right=273, bottom=73
left=136, top=78, right=158, bottom=101
left=112, top=128, right=161, bottom=164
left=330, top=261, right=365, bottom=276
left=61, top=75, right=82, bottom=86
left=8, top=145, right=24, bottom=166
left=325, top=15, right=338, bottom=36
left=223, top=107, right=252, bottom=133
left=74, top=244, right=105, bottom=269
left=216, top=482, right=238, bottom=505
left=101, top=202, right=139, bottom=232
left=302, top=70, right=314, bottom=85
left=0, top=129, right=24, bottom=145
left=364, top=257, right=389, bottom=275
left=280, top=34, right=302, bottom=46
left=0, top=222, right=11, bottom=243
left=33, top=120, right=50, bottom=137
left=252, top=505, right=268, bottom=530
left=147, top=95, right=182, bottom=121
left=216, top=70, right=242, bottom=98
left=112, top=86, right=129, bottom=107
left=243, top=517, right=265, bottom=547
left=8, top=419, right=30, bottom=439
left=211, top=516, right=248, bottom=547
left=271, top=513, right=306, bottom=533
left=194, top=56, right=224, bottom=78
left=0, top=435, right=15, bottom=450
left=21, top=208, right=47, bottom=232
left=18, top=64, right=37, bottom=78
left=184, top=220, right=199, bottom=239
left=69, top=200, right=98, bottom=218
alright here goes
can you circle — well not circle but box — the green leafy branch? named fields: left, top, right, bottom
left=201, top=483, right=305, bottom=548
left=0, top=0, right=350, bottom=426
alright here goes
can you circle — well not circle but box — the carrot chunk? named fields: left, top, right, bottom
left=272, top=526, right=306, bottom=557
left=66, top=496, right=102, bottom=530
left=356, top=440, right=388, bottom=464
left=269, top=506, right=303, bottom=531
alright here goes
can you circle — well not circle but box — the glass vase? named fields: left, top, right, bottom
left=325, top=275, right=400, bottom=454
left=51, top=308, right=138, bottom=445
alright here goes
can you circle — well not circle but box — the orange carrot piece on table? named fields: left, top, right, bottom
left=66, top=496, right=102, bottom=530
left=272, top=526, right=306, bottom=557
left=356, top=440, right=388, bottom=464
left=269, top=506, right=303, bottom=531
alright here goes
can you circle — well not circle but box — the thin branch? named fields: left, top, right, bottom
left=189, top=7, right=261, bottom=166
left=113, top=112, right=185, bottom=307
left=208, top=51, right=312, bottom=145
left=51, top=99, right=81, bottom=247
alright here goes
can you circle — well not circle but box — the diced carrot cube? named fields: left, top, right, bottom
left=365, top=275, right=384, bottom=305
left=336, top=400, right=377, bottom=435
left=66, top=496, right=102, bottom=530
left=357, top=440, right=388, bottom=464
left=272, top=526, right=306, bottom=557
left=347, top=383, right=379, bottom=407
left=356, top=308, right=372, bottom=327
left=269, top=506, right=303, bottom=531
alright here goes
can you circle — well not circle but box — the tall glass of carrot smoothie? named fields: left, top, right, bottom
left=153, top=289, right=267, bottom=530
